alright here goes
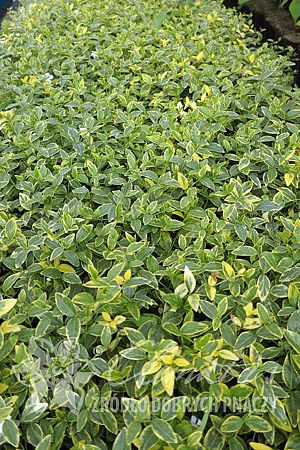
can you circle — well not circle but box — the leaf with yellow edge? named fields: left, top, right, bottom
left=0, top=298, right=17, bottom=318
left=161, top=366, right=175, bottom=396
left=184, top=265, right=196, bottom=293
left=58, top=264, right=76, bottom=273
left=114, top=315, right=126, bottom=325
left=292, top=354, right=300, bottom=369
left=0, top=321, right=21, bottom=334
left=218, top=349, right=239, bottom=361
left=177, top=172, right=189, bottom=190
left=250, top=444, right=273, bottom=450
left=188, top=294, right=200, bottom=312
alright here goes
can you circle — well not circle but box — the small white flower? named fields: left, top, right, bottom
left=45, top=73, right=54, bottom=84
left=190, top=415, right=202, bottom=427
left=91, top=50, right=98, bottom=59
left=74, top=9, right=79, bottom=14
left=46, top=277, right=51, bottom=282
left=0, top=415, right=11, bottom=433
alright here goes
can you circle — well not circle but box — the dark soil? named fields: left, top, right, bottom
left=0, top=0, right=18, bottom=28
left=223, top=0, right=300, bottom=85
left=224, top=0, right=300, bottom=43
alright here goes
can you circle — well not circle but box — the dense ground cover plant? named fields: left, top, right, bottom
left=0, top=0, right=299, bottom=448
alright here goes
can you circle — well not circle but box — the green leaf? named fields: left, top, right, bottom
left=199, top=300, right=217, bottom=319
left=100, top=409, right=118, bottom=434
left=72, top=292, right=95, bottom=306
left=55, top=293, right=76, bottom=317
left=139, top=426, right=159, bottom=450
left=180, top=321, right=210, bottom=336
left=107, top=262, right=125, bottom=282
left=3, top=420, right=20, bottom=448
left=21, top=402, right=48, bottom=423
left=66, top=317, right=81, bottom=346
left=113, top=428, right=130, bottom=449
left=284, top=329, right=300, bottom=354
left=2, top=273, right=20, bottom=292
left=120, top=347, right=146, bottom=360
left=151, top=418, right=178, bottom=443
left=257, top=275, right=270, bottom=301
left=234, top=332, right=256, bottom=351
left=204, top=427, right=226, bottom=449
left=126, top=422, right=141, bottom=444
left=245, top=415, right=272, bottom=432
left=5, top=218, right=17, bottom=240
left=35, top=435, right=52, bottom=450
left=232, top=246, right=258, bottom=257
left=68, top=127, right=80, bottom=143
left=220, top=416, right=243, bottom=432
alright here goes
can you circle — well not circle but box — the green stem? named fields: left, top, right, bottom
left=199, top=382, right=214, bottom=433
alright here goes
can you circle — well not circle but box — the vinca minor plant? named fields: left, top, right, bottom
left=0, top=0, right=299, bottom=449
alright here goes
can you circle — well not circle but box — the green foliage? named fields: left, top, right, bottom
left=0, top=0, right=299, bottom=449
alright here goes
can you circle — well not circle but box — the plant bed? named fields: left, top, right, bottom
left=0, top=0, right=299, bottom=449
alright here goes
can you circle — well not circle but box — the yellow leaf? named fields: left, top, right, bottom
left=218, top=350, right=239, bottom=361
left=208, top=275, right=217, bottom=286
left=133, top=438, right=139, bottom=448
left=161, top=366, right=175, bottom=396
left=209, top=286, right=216, bottom=301
left=177, top=172, right=189, bottom=190
left=250, top=444, right=273, bottom=450
left=102, top=312, right=111, bottom=322
left=0, top=321, right=21, bottom=334
left=244, top=318, right=262, bottom=329
left=222, top=261, right=234, bottom=277
left=124, top=269, right=131, bottom=281
left=142, top=360, right=162, bottom=376
left=115, top=275, right=124, bottom=284
left=284, top=172, right=294, bottom=186
left=58, top=264, right=75, bottom=273
left=204, top=84, right=211, bottom=95
left=0, top=383, right=8, bottom=394
left=161, top=355, right=173, bottom=365
left=244, top=302, right=253, bottom=316
left=174, top=358, right=190, bottom=367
